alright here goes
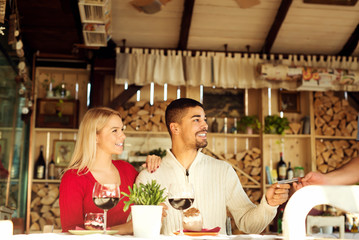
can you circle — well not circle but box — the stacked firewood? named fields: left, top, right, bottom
left=117, top=100, right=171, bottom=132
left=314, top=91, right=358, bottom=137
left=314, top=91, right=359, bottom=173
left=316, top=139, right=358, bottom=173
left=30, top=184, right=61, bottom=231
left=202, top=147, right=262, bottom=204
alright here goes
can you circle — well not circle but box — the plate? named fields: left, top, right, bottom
left=173, top=231, right=219, bottom=236
left=68, top=230, right=118, bottom=235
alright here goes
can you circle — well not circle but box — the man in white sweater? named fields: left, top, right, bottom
left=136, top=98, right=290, bottom=235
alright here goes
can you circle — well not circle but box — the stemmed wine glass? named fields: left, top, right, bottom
left=92, top=182, right=121, bottom=234
left=168, top=182, right=195, bottom=235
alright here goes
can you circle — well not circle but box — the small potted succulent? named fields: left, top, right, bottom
left=122, top=180, right=166, bottom=238
left=264, top=115, right=290, bottom=135
left=237, top=115, right=261, bottom=134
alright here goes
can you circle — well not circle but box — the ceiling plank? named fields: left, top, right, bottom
left=337, top=24, right=359, bottom=56
left=177, top=0, right=195, bottom=50
left=261, top=0, right=293, bottom=54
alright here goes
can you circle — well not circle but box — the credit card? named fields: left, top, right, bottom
left=277, top=178, right=299, bottom=184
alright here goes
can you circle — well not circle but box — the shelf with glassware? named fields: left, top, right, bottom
left=260, top=89, right=314, bottom=191
left=26, top=66, right=90, bottom=233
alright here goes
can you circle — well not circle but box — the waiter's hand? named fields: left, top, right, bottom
left=265, top=183, right=290, bottom=206
left=142, top=154, right=161, bottom=173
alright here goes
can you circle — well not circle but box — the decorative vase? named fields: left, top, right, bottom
left=131, top=205, right=163, bottom=238
left=246, top=127, right=253, bottom=134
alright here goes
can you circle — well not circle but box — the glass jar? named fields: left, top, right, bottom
left=294, top=166, right=305, bottom=178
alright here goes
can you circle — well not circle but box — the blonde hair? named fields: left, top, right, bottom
left=65, top=107, right=122, bottom=175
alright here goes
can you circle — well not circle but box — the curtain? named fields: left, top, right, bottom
left=115, top=49, right=359, bottom=91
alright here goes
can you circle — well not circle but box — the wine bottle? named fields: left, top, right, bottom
left=211, top=118, right=218, bottom=133
left=277, top=208, right=284, bottom=233
left=48, top=155, right=56, bottom=180
left=34, top=145, right=46, bottom=179
left=286, top=161, right=294, bottom=180
left=277, top=152, right=287, bottom=181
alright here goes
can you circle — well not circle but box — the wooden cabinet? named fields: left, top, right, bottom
left=26, top=67, right=89, bottom=233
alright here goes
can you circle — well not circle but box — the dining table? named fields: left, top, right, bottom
left=9, top=232, right=347, bottom=240
left=8, top=233, right=288, bottom=240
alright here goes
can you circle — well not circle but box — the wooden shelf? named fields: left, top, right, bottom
left=208, top=133, right=260, bottom=138
left=124, top=131, right=169, bottom=136
left=263, top=134, right=311, bottom=139
left=315, top=135, right=356, bottom=140
left=32, top=179, right=61, bottom=184
left=0, top=179, right=19, bottom=183
left=124, top=131, right=261, bottom=138
left=35, top=128, right=78, bottom=133
left=242, top=185, right=261, bottom=189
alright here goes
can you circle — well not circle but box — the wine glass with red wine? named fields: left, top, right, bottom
left=168, top=182, right=195, bottom=235
left=92, top=182, right=120, bottom=234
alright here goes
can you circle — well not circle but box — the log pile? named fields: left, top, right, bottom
left=202, top=147, right=262, bottom=204
left=117, top=100, right=171, bottom=132
left=314, top=92, right=358, bottom=137
left=316, top=139, right=358, bottom=173
left=314, top=91, right=359, bottom=173
left=30, top=184, right=61, bottom=231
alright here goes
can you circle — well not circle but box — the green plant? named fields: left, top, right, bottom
left=264, top=115, right=290, bottom=135
left=237, top=115, right=261, bottom=133
left=121, top=180, right=167, bottom=212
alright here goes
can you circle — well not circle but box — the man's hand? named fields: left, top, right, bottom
left=142, top=155, right=161, bottom=173
left=293, top=171, right=327, bottom=190
left=265, top=183, right=290, bottom=206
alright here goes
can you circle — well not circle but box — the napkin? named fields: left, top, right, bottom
left=183, top=227, right=221, bottom=233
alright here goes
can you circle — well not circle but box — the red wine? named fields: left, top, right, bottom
left=93, top=197, right=120, bottom=210
left=169, top=198, right=194, bottom=210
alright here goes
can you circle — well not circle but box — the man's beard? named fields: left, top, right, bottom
left=196, top=139, right=208, bottom=148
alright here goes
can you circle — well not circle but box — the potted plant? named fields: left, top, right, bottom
left=122, top=180, right=167, bottom=238
left=264, top=115, right=290, bottom=135
left=237, top=115, right=261, bottom=134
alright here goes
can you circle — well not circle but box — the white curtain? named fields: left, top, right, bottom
left=183, top=51, right=213, bottom=87
left=115, top=49, right=359, bottom=91
left=115, top=48, right=130, bottom=85
left=153, top=50, right=185, bottom=86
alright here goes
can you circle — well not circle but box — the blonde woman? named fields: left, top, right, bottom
left=59, top=107, right=161, bottom=234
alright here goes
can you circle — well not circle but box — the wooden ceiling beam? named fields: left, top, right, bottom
left=261, top=0, right=293, bottom=54
left=109, top=85, right=143, bottom=110
left=177, top=0, right=195, bottom=50
left=64, top=0, right=84, bottom=44
left=337, top=24, right=359, bottom=56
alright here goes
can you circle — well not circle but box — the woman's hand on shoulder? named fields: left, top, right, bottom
left=142, top=155, right=161, bottom=173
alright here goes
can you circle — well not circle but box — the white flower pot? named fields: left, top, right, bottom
left=131, top=205, right=163, bottom=238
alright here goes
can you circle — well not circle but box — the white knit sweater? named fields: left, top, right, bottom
left=136, top=149, right=277, bottom=235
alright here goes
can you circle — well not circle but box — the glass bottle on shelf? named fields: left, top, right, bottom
left=211, top=117, right=218, bottom=133
left=286, top=161, right=293, bottom=180
left=34, top=145, right=46, bottom=179
left=277, top=152, right=287, bottom=181
left=48, top=155, right=56, bottom=180
left=60, top=82, right=66, bottom=98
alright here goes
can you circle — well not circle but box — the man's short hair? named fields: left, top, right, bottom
left=165, top=98, right=204, bottom=136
